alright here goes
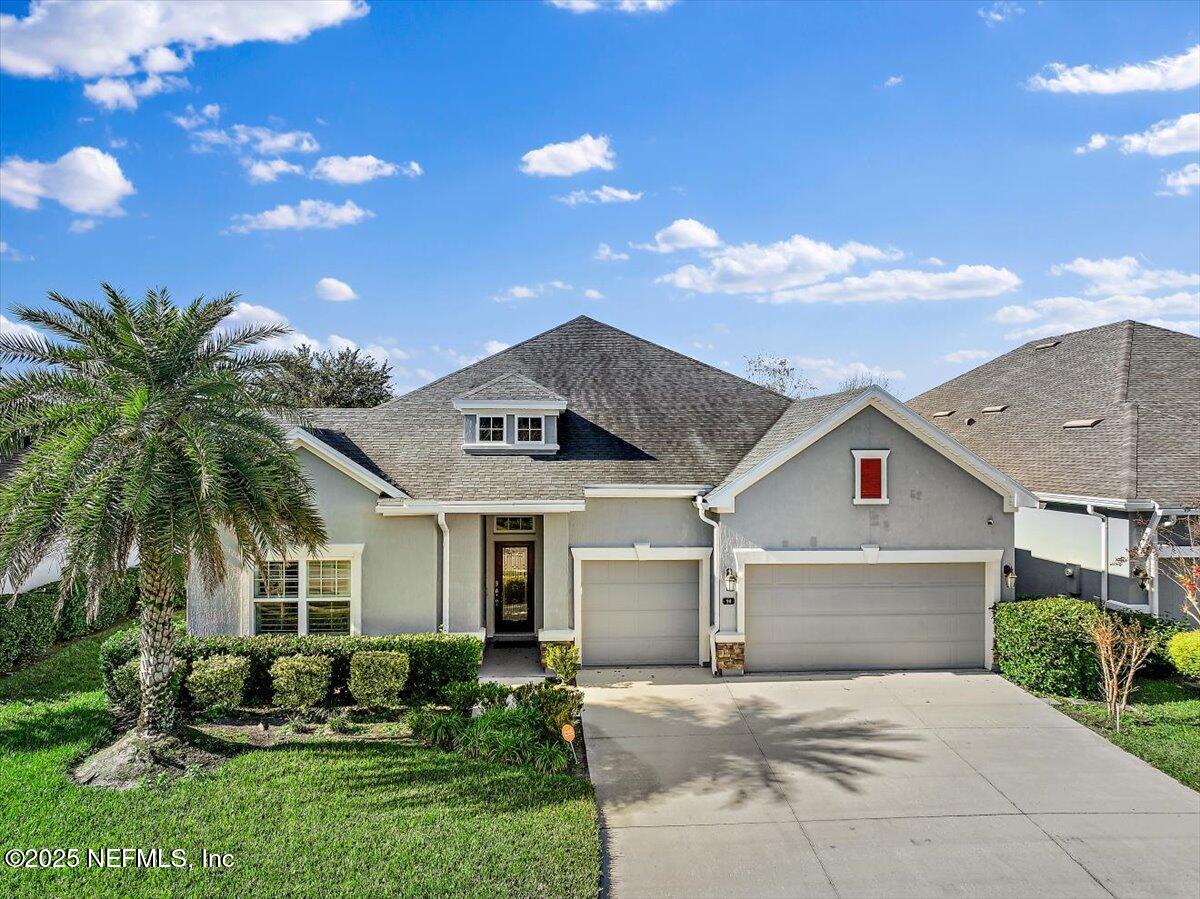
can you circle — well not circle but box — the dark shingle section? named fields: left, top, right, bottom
left=910, top=321, right=1200, bottom=505
left=719, top=389, right=868, bottom=488
left=304, top=316, right=792, bottom=500
left=454, top=372, right=565, bottom=403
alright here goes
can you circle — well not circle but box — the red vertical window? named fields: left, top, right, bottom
left=859, top=457, right=883, bottom=500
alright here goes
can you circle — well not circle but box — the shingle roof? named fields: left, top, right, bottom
left=717, top=388, right=868, bottom=488
left=302, top=316, right=792, bottom=501
left=454, top=372, right=565, bottom=403
left=909, top=321, right=1200, bottom=506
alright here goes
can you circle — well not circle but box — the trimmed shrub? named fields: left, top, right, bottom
left=271, top=654, right=332, bottom=709
left=1112, top=610, right=1189, bottom=677
left=100, top=627, right=483, bottom=706
left=543, top=643, right=580, bottom=685
left=108, top=657, right=142, bottom=710
left=348, top=651, right=409, bottom=708
left=186, top=654, right=250, bottom=712
left=993, top=597, right=1103, bottom=697
left=512, top=682, right=583, bottom=738
left=444, top=680, right=512, bottom=715
left=1168, top=630, right=1200, bottom=678
left=0, top=571, right=139, bottom=675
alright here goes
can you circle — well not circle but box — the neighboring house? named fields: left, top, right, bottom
left=911, top=320, right=1200, bottom=621
left=187, top=316, right=1035, bottom=674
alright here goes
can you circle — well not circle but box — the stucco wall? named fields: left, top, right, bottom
left=185, top=448, right=440, bottom=636
left=718, top=406, right=1015, bottom=631
left=1015, top=506, right=1136, bottom=604
left=447, top=514, right=483, bottom=632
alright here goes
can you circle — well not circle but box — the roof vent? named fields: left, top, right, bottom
left=981, top=404, right=1008, bottom=413
left=931, top=410, right=955, bottom=418
left=1063, top=418, right=1103, bottom=429
left=1033, top=340, right=1060, bottom=350
left=964, top=416, right=977, bottom=426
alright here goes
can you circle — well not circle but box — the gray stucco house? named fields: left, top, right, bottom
left=911, top=320, right=1199, bottom=622
left=187, top=316, right=1036, bottom=674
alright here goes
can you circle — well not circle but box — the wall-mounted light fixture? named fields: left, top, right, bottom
left=1002, top=564, right=1017, bottom=590
left=723, top=567, right=737, bottom=594
left=1064, top=566, right=1075, bottom=578
left=1133, top=565, right=1151, bottom=591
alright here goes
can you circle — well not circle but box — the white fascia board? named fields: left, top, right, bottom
left=704, top=388, right=1037, bottom=513
left=287, top=428, right=407, bottom=499
left=1034, top=493, right=1159, bottom=512
left=452, top=400, right=567, bottom=412
left=376, top=499, right=586, bottom=516
left=583, top=484, right=712, bottom=498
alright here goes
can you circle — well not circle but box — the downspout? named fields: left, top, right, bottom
left=436, top=512, right=450, bottom=632
left=1137, top=503, right=1163, bottom=616
left=1086, top=505, right=1108, bottom=606
left=694, top=497, right=720, bottom=674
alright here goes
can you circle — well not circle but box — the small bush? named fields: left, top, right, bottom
left=108, top=657, right=142, bottom=709
left=444, top=680, right=512, bottom=715
left=1113, top=610, right=1189, bottom=677
left=271, top=654, right=332, bottom=709
left=1168, top=630, right=1200, bottom=678
left=348, top=650, right=409, bottom=708
left=993, top=597, right=1102, bottom=696
left=512, top=682, right=583, bottom=738
left=543, top=643, right=580, bottom=684
left=186, top=654, right=249, bottom=712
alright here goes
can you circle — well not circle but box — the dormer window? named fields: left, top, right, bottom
left=516, top=416, right=543, bottom=443
left=478, top=415, right=505, bottom=442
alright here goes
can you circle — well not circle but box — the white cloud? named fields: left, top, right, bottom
left=82, top=72, right=187, bottom=110
left=764, top=265, right=1021, bottom=305
left=883, top=75, right=903, bottom=88
left=490, top=281, right=572, bottom=303
left=68, top=218, right=96, bottom=234
left=227, top=199, right=373, bottom=234
left=1049, top=256, right=1199, bottom=296
left=220, top=301, right=317, bottom=352
left=0, top=239, right=31, bottom=261
left=1077, top=113, right=1200, bottom=157
left=0, top=314, right=44, bottom=345
left=635, top=218, right=722, bottom=254
left=400, top=160, right=423, bottom=177
left=594, top=242, right=629, bottom=262
left=520, top=133, right=614, bottom=177
left=977, top=2, right=1023, bottom=26
left=993, top=292, right=1200, bottom=339
left=657, top=233, right=898, bottom=292
left=1, top=1, right=369, bottom=106
left=0, top=146, right=134, bottom=215
left=794, top=356, right=906, bottom=387
left=315, top=277, right=358, bottom=302
left=1028, top=45, right=1200, bottom=94
left=244, top=158, right=304, bottom=183
left=583, top=288, right=604, bottom=300
left=1159, top=162, right=1200, bottom=197
left=311, top=154, right=401, bottom=184
left=942, top=349, right=991, bottom=363
left=922, top=257, right=945, bottom=266
left=171, top=102, right=220, bottom=129
left=484, top=340, right=509, bottom=355
left=556, top=185, right=642, bottom=206
left=175, top=109, right=320, bottom=156
left=108, top=137, right=127, bottom=149
left=548, top=0, right=676, bottom=12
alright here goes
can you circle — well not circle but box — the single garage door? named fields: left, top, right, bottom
left=581, top=560, right=699, bottom=666
left=745, top=562, right=984, bottom=672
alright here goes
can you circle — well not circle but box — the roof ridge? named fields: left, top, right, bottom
left=454, top=370, right=563, bottom=400
left=1115, top=319, right=1134, bottom=403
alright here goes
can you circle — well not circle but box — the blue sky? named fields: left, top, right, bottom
left=2, top=0, right=1198, bottom=397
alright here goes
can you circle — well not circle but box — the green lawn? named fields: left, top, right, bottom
left=0, top=628, right=601, bottom=898
left=1055, top=678, right=1200, bottom=792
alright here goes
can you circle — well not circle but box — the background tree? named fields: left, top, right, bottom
left=1121, top=511, right=1200, bottom=625
left=264, top=345, right=393, bottom=408
left=837, top=371, right=892, bottom=393
left=0, top=286, right=326, bottom=742
left=743, top=354, right=815, bottom=397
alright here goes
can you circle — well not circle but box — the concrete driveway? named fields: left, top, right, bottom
left=579, top=668, right=1200, bottom=899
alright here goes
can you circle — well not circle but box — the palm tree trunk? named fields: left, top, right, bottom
left=136, top=551, right=178, bottom=739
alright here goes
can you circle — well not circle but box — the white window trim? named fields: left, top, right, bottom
left=852, top=449, right=890, bottom=505
left=476, top=414, right=506, bottom=444
left=515, top=414, right=545, bottom=446
left=241, top=543, right=364, bottom=637
left=730, top=546, right=1003, bottom=668
left=570, top=543, right=712, bottom=666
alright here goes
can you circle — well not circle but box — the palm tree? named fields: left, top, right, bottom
left=0, top=286, right=326, bottom=740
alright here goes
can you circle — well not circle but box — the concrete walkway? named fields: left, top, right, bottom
left=579, top=668, right=1200, bottom=899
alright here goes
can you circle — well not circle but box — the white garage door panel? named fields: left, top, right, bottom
left=746, top=562, right=985, bottom=672
left=582, top=560, right=699, bottom=666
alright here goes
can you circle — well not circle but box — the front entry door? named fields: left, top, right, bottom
left=495, top=542, right=535, bottom=633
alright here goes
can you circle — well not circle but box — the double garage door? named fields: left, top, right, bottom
left=745, top=562, right=985, bottom=671
left=581, top=560, right=700, bottom=666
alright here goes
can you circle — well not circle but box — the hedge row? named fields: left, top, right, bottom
left=993, top=596, right=1189, bottom=697
left=100, top=626, right=482, bottom=705
left=0, top=572, right=139, bottom=675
